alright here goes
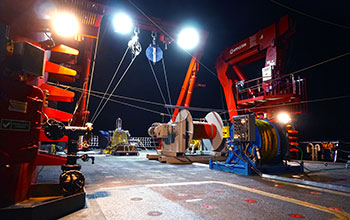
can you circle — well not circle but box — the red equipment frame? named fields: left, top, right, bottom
left=0, top=0, right=105, bottom=207
left=0, top=0, right=208, bottom=207
left=216, top=16, right=306, bottom=122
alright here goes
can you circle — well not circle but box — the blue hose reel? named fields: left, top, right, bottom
left=209, top=114, right=303, bottom=175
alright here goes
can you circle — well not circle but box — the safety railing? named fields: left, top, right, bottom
left=235, top=74, right=306, bottom=102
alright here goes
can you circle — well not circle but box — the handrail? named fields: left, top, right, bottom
left=235, top=74, right=305, bottom=102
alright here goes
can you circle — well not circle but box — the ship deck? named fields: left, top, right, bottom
left=37, top=150, right=350, bottom=220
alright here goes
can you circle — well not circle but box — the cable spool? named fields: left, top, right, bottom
left=255, top=119, right=279, bottom=163
left=193, top=122, right=217, bottom=139
left=148, top=110, right=223, bottom=154
left=192, top=112, right=224, bottom=151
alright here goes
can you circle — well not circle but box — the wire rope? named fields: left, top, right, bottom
left=248, top=95, right=349, bottom=111
left=225, top=95, right=350, bottom=115
left=49, top=82, right=165, bottom=108
left=91, top=55, right=137, bottom=123
left=90, top=47, right=130, bottom=122
left=148, top=59, right=171, bottom=116
left=269, top=0, right=350, bottom=30
left=239, top=51, right=350, bottom=93
left=126, top=0, right=219, bottom=80
left=86, top=16, right=114, bottom=124
left=337, top=149, right=350, bottom=153
left=161, top=57, right=172, bottom=105
left=86, top=26, right=101, bottom=117
left=70, top=81, right=86, bottom=126
left=49, top=84, right=170, bottom=119
left=48, top=81, right=349, bottom=117
left=339, top=140, right=350, bottom=145
left=127, top=0, right=350, bottom=122
left=89, top=91, right=170, bottom=117
left=219, top=87, right=228, bottom=122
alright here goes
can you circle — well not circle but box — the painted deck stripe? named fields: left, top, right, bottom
left=213, top=181, right=350, bottom=220
left=185, top=199, right=203, bottom=202
left=267, top=179, right=350, bottom=197
left=101, top=180, right=350, bottom=220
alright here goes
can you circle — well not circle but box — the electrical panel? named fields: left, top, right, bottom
left=231, top=114, right=256, bottom=142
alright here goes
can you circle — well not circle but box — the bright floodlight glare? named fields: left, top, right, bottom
left=277, top=112, right=291, bottom=124
left=113, top=13, right=133, bottom=34
left=177, top=27, right=200, bottom=50
left=52, top=13, right=79, bottom=37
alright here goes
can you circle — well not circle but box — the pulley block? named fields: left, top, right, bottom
left=146, top=44, right=163, bottom=63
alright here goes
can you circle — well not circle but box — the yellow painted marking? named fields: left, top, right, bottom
left=267, top=179, right=350, bottom=197
left=212, top=181, right=350, bottom=220
left=101, top=180, right=350, bottom=219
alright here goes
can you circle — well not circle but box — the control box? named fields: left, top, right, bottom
left=231, top=114, right=256, bottom=142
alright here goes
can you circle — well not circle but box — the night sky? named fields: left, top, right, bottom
left=75, top=0, right=350, bottom=141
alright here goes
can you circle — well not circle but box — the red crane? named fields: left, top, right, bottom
left=216, top=16, right=306, bottom=122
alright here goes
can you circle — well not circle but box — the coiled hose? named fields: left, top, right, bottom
left=256, top=120, right=279, bottom=163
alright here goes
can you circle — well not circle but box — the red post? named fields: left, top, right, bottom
left=72, top=37, right=94, bottom=126
left=184, top=62, right=198, bottom=107
left=232, top=65, right=246, bottom=82
left=171, top=55, right=198, bottom=121
left=216, top=59, right=239, bottom=121
left=170, top=32, right=208, bottom=122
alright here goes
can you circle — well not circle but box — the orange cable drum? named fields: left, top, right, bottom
left=193, top=122, right=217, bottom=139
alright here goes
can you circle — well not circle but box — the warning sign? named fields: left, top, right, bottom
left=0, top=119, right=30, bottom=131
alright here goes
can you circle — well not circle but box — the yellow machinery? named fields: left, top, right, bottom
left=105, top=118, right=139, bottom=156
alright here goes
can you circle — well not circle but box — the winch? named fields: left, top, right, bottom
left=210, top=113, right=303, bottom=175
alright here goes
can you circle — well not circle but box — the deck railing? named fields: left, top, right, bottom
left=235, top=74, right=306, bottom=102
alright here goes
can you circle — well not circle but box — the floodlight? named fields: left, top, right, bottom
left=113, top=13, right=133, bottom=34
left=177, top=27, right=200, bottom=50
left=52, top=13, right=79, bottom=37
left=277, top=112, right=291, bottom=124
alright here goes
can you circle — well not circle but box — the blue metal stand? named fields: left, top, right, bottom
left=209, top=157, right=303, bottom=175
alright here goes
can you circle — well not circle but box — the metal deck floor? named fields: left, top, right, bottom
left=37, top=151, right=350, bottom=220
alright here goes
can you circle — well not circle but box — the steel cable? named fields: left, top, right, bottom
left=90, top=47, right=130, bottom=122
left=239, top=51, right=350, bottom=93
left=127, top=0, right=219, bottom=80
left=148, top=59, right=171, bottom=116
left=86, top=16, right=113, bottom=124
left=91, top=55, right=137, bottom=123
left=162, top=57, right=172, bottom=105
left=224, top=95, right=350, bottom=115
left=88, top=91, right=170, bottom=116
left=269, top=0, right=350, bottom=29
left=86, top=26, right=100, bottom=119
left=49, top=82, right=165, bottom=107
left=49, top=82, right=349, bottom=117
